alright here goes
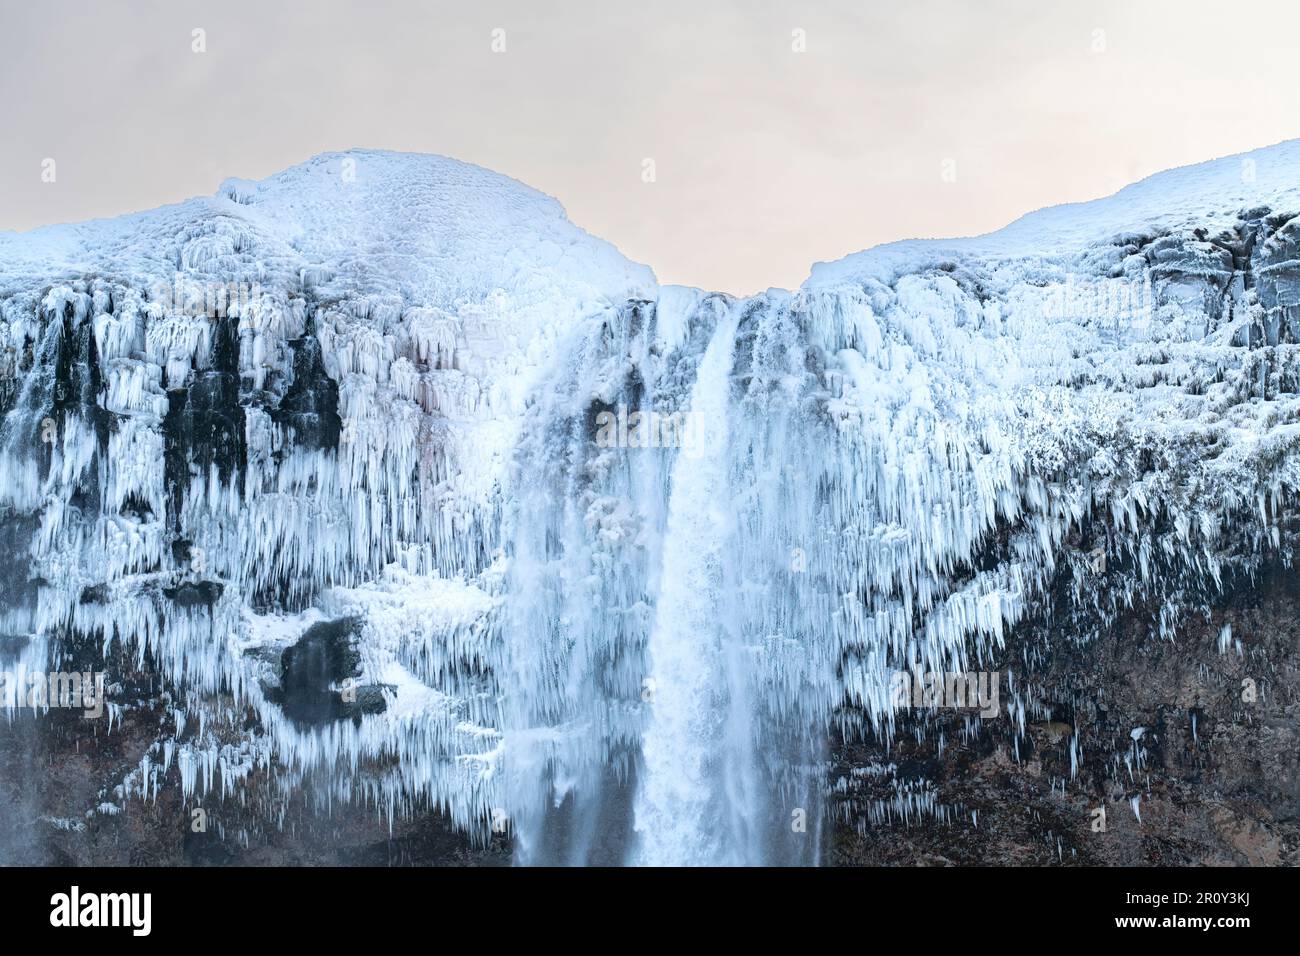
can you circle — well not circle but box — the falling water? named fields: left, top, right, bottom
left=632, top=308, right=760, bottom=865
left=495, top=292, right=830, bottom=865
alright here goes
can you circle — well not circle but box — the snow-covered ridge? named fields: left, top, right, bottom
left=808, top=138, right=1300, bottom=287
left=3, top=142, right=1300, bottom=864
left=1, top=149, right=655, bottom=306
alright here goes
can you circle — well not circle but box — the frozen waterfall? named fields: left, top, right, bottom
left=5, top=145, right=1300, bottom=864
left=633, top=306, right=760, bottom=866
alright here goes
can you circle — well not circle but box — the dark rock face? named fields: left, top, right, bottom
left=830, top=560, right=1300, bottom=866
left=0, top=512, right=40, bottom=636
left=1133, top=207, right=1300, bottom=346
left=268, top=617, right=389, bottom=727
left=162, top=581, right=224, bottom=608
left=0, top=627, right=488, bottom=866
left=162, top=314, right=248, bottom=524
left=268, top=326, right=342, bottom=450
left=0, top=698, right=507, bottom=866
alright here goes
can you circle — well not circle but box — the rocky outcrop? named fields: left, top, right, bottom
left=831, top=558, right=1299, bottom=866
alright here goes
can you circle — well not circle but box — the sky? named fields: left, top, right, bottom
left=2, top=0, right=1300, bottom=295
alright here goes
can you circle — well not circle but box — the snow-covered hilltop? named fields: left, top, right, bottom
left=3, top=143, right=1299, bottom=865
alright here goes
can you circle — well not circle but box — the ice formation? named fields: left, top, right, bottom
left=4, top=142, right=1300, bottom=864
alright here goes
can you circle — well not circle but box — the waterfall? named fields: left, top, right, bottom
left=496, top=292, right=827, bottom=865
left=4, top=147, right=1300, bottom=865
left=632, top=307, right=757, bottom=865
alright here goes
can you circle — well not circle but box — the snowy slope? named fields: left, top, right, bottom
left=809, top=138, right=1300, bottom=286
left=1, top=149, right=654, bottom=306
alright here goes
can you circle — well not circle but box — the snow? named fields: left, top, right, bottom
left=1, top=149, right=655, bottom=308
left=807, top=138, right=1300, bottom=288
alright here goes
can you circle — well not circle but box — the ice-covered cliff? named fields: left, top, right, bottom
left=3, top=143, right=1300, bottom=865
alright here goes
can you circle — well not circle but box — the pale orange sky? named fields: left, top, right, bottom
left=2, top=0, right=1299, bottom=294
